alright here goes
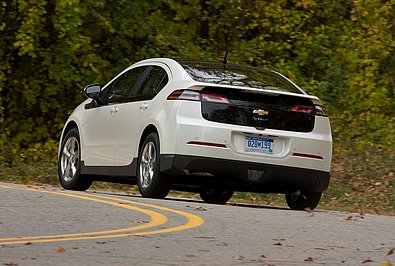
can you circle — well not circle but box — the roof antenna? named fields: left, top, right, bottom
left=221, top=35, right=231, bottom=70
left=221, top=49, right=229, bottom=69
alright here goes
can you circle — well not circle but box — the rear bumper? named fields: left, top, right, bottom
left=160, top=154, right=330, bottom=193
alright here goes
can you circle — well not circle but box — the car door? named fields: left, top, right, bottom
left=114, top=64, right=170, bottom=166
left=83, top=67, right=146, bottom=166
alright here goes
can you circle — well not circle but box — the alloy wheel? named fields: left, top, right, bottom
left=139, top=142, right=157, bottom=189
left=60, top=136, right=80, bottom=182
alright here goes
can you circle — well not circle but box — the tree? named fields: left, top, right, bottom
left=0, top=0, right=394, bottom=163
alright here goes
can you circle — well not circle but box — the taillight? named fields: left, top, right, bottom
left=291, top=104, right=327, bottom=116
left=291, top=105, right=314, bottom=114
left=167, top=90, right=201, bottom=101
left=167, top=90, right=231, bottom=104
left=201, top=92, right=230, bottom=104
left=314, top=105, right=328, bottom=117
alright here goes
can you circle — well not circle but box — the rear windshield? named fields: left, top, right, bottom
left=179, top=60, right=303, bottom=94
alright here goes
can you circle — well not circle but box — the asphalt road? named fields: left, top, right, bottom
left=0, top=182, right=394, bottom=266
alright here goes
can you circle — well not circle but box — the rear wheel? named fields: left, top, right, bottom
left=285, top=189, right=322, bottom=210
left=199, top=187, right=234, bottom=204
left=137, top=133, right=171, bottom=198
left=58, top=128, right=92, bottom=191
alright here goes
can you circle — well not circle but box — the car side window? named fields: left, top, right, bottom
left=138, top=66, right=169, bottom=100
left=100, top=66, right=146, bottom=105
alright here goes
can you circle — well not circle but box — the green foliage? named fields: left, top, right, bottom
left=0, top=1, right=394, bottom=197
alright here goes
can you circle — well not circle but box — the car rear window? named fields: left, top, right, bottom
left=179, top=60, right=303, bottom=94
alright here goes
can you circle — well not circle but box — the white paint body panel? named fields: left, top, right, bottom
left=59, top=58, right=332, bottom=177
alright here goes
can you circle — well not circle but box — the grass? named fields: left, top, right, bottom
left=0, top=147, right=393, bottom=215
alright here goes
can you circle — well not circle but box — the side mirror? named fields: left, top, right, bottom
left=84, top=84, right=101, bottom=99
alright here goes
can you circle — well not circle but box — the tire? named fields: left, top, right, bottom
left=58, top=128, right=93, bottom=191
left=199, top=187, right=234, bottom=204
left=285, top=189, right=322, bottom=210
left=137, top=133, right=171, bottom=198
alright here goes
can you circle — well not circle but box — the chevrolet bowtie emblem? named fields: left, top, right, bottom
left=253, top=109, right=269, bottom=116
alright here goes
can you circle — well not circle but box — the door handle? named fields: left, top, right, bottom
left=140, top=103, right=149, bottom=111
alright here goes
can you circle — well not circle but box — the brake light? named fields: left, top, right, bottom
left=201, top=92, right=230, bottom=104
left=167, top=90, right=201, bottom=101
left=167, top=90, right=231, bottom=104
left=291, top=105, right=314, bottom=114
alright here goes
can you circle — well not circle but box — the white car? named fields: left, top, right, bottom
left=58, top=58, right=332, bottom=210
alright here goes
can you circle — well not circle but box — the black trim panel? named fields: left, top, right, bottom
left=81, top=160, right=137, bottom=177
left=160, top=154, right=330, bottom=193
left=81, top=155, right=330, bottom=193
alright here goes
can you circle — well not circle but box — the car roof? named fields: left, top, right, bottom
left=129, top=58, right=306, bottom=95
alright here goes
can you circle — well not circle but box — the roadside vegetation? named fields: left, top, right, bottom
left=1, top=0, right=394, bottom=214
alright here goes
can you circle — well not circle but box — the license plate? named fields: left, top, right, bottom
left=244, top=136, right=273, bottom=154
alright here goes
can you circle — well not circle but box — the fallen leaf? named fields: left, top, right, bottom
left=24, top=242, right=32, bottom=245
left=96, top=241, right=106, bottom=244
left=274, top=242, right=282, bottom=246
left=304, top=257, right=314, bottom=262
left=56, top=247, right=66, bottom=253
left=362, top=259, right=373, bottom=264
left=378, top=262, right=392, bottom=266
left=260, top=254, right=267, bottom=258
left=3, top=263, right=18, bottom=266
left=378, top=261, right=392, bottom=266
left=132, top=220, right=149, bottom=224
left=388, top=248, right=395, bottom=256
left=193, top=206, right=207, bottom=211
left=345, top=215, right=353, bottom=221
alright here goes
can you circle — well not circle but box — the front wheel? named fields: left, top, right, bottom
left=58, top=128, right=92, bottom=191
left=285, top=190, right=322, bottom=210
left=199, top=188, right=234, bottom=204
left=137, top=133, right=171, bottom=199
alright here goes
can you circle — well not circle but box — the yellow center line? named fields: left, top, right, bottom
left=84, top=193, right=205, bottom=235
left=0, top=186, right=167, bottom=242
left=0, top=184, right=204, bottom=245
left=0, top=184, right=15, bottom=189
